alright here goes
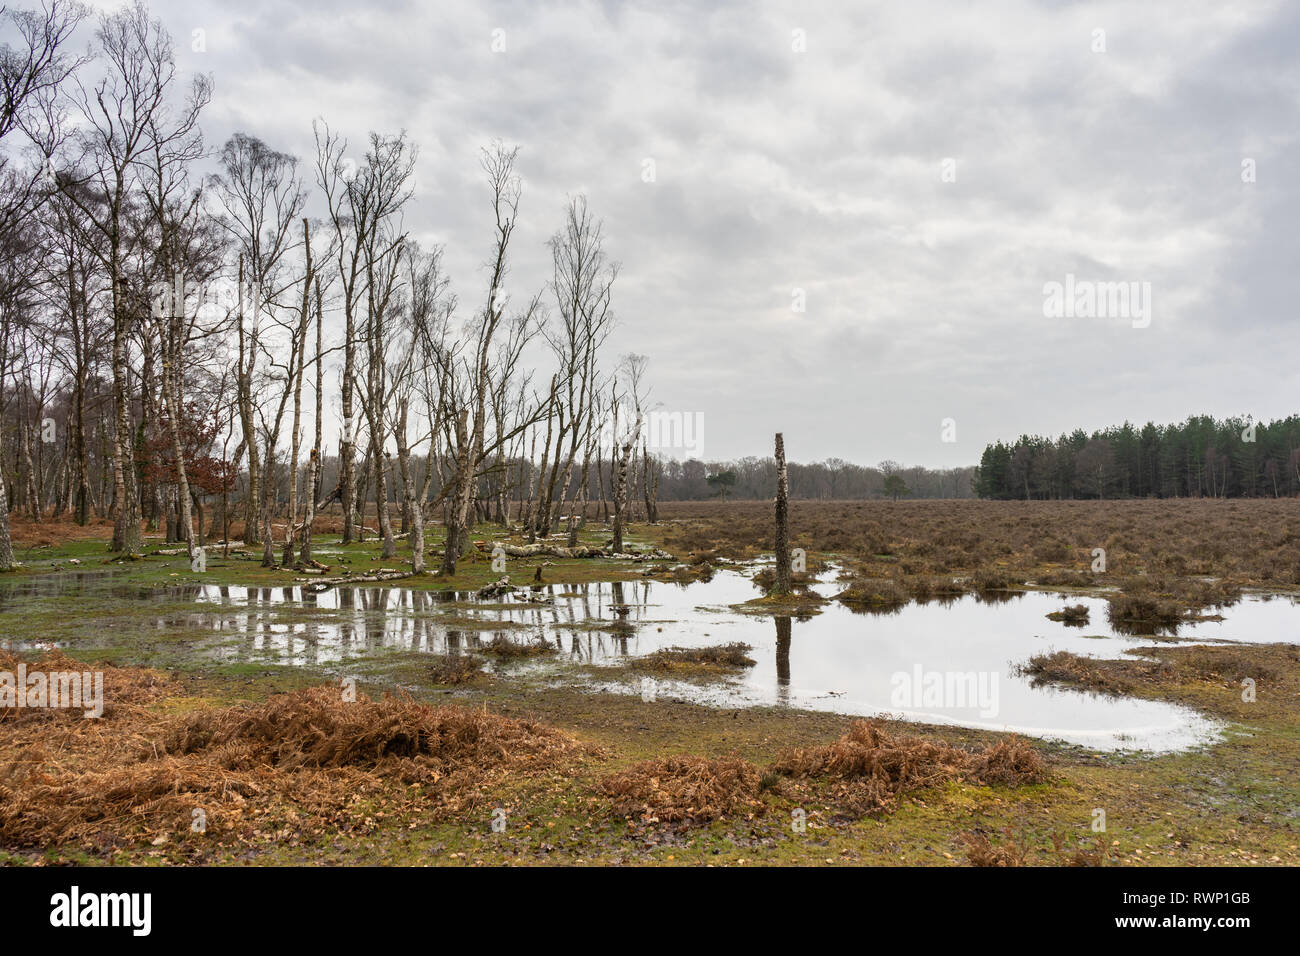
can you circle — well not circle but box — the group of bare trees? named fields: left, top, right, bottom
left=0, top=0, right=659, bottom=573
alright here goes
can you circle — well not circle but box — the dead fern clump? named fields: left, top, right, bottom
left=961, top=829, right=1108, bottom=867
left=967, top=736, right=1048, bottom=786
left=0, top=674, right=590, bottom=853
left=151, top=686, right=580, bottom=781
left=598, top=754, right=763, bottom=824
left=0, top=649, right=179, bottom=724
left=1051, top=831, right=1109, bottom=866
left=961, top=828, right=1027, bottom=867
left=773, top=720, right=1046, bottom=817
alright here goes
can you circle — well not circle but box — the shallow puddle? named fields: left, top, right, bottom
left=5, top=568, right=1295, bottom=753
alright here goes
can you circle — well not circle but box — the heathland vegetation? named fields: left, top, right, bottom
left=4, top=497, right=1300, bottom=866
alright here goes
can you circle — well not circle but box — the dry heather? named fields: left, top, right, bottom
left=1019, top=645, right=1294, bottom=696
left=657, top=498, right=1300, bottom=586
left=0, top=653, right=589, bottom=854
left=1018, top=650, right=1161, bottom=695
left=772, top=720, right=1047, bottom=816
left=598, top=755, right=763, bottom=823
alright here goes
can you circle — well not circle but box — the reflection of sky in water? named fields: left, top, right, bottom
left=5, top=569, right=1297, bottom=753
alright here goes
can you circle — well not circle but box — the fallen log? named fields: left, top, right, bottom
left=477, top=576, right=516, bottom=599
left=293, top=569, right=417, bottom=591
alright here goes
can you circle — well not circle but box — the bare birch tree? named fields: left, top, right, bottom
left=211, top=133, right=306, bottom=546
left=56, top=0, right=210, bottom=553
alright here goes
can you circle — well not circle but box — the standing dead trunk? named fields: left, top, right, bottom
left=566, top=465, right=587, bottom=548
left=774, top=432, right=791, bottom=595
left=642, top=444, right=659, bottom=523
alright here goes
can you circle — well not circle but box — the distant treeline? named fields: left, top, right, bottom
left=650, top=457, right=975, bottom=500
left=235, top=454, right=976, bottom=510
left=974, top=415, right=1300, bottom=500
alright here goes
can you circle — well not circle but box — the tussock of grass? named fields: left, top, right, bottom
left=598, top=755, right=762, bottom=823
left=1017, top=650, right=1145, bottom=695
left=773, top=720, right=1046, bottom=816
left=972, top=568, right=1019, bottom=592
left=428, top=655, right=484, bottom=685
left=484, top=635, right=558, bottom=658
left=751, top=560, right=829, bottom=593
left=1046, top=603, right=1090, bottom=625
left=907, top=575, right=967, bottom=601
left=627, top=643, right=756, bottom=674
left=835, top=573, right=971, bottom=608
left=1105, top=592, right=1185, bottom=632
left=836, top=577, right=910, bottom=607
left=1104, top=575, right=1247, bottom=634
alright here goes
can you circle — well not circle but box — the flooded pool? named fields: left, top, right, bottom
left=5, top=567, right=1295, bottom=753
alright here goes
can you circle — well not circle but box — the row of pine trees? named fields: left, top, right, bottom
left=974, top=415, right=1300, bottom=499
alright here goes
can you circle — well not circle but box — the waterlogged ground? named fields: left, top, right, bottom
left=4, top=506, right=1300, bottom=867
left=5, top=564, right=1297, bottom=753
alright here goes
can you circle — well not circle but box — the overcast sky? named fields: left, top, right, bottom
left=68, top=1, right=1300, bottom=465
